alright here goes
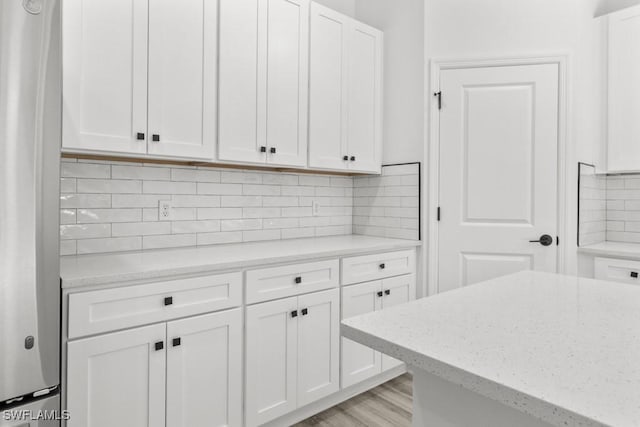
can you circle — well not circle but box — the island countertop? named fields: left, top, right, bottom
left=342, top=271, right=640, bottom=427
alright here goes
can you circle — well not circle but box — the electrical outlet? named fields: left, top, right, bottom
left=312, top=200, right=320, bottom=216
left=159, top=200, right=173, bottom=221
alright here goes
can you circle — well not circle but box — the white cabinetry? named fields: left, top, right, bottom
left=245, top=288, right=340, bottom=427
left=62, top=0, right=217, bottom=160
left=218, top=0, right=309, bottom=167
left=309, top=3, right=383, bottom=173
left=341, top=274, right=415, bottom=388
left=594, top=257, right=640, bottom=285
left=607, top=5, right=640, bottom=172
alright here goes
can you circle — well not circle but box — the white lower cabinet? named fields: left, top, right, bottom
left=341, top=274, right=416, bottom=388
left=67, top=309, right=242, bottom=427
left=245, top=288, right=340, bottom=427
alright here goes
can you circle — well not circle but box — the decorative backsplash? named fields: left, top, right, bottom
left=353, top=163, right=420, bottom=240
left=578, top=164, right=606, bottom=246
left=60, top=158, right=354, bottom=255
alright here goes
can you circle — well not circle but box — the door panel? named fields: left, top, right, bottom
left=166, top=309, right=242, bottom=427
left=218, top=0, right=265, bottom=164
left=297, top=289, right=340, bottom=407
left=147, top=0, right=216, bottom=160
left=380, top=275, right=416, bottom=371
left=245, top=297, right=298, bottom=427
left=438, top=64, right=559, bottom=293
left=66, top=324, right=166, bottom=427
left=309, top=3, right=349, bottom=170
left=62, top=0, right=147, bottom=154
left=347, top=22, right=382, bottom=173
left=265, top=0, right=309, bottom=167
left=341, top=281, right=382, bottom=388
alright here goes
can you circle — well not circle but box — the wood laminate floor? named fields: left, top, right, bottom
left=294, top=374, right=412, bottom=427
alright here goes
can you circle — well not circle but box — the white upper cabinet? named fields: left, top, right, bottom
left=607, top=5, right=640, bottom=172
left=63, top=0, right=217, bottom=160
left=309, top=4, right=383, bottom=173
left=62, top=0, right=148, bottom=155
left=218, top=0, right=309, bottom=167
left=147, top=0, right=217, bottom=159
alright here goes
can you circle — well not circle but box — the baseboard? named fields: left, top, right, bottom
left=262, top=365, right=408, bottom=427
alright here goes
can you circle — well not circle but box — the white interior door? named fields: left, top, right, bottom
left=62, top=0, right=148, bottom=154
left=66, top=324, right=166, bottom=427
left=245, top=297, right=298, bottom=427
left=309, top=3, right=350, bottom=171
left=438, top=63, right=559, bottom=293
left=218, top=0, right=265, bottom=164
left=347, top=21, right=383, bottom=173
left=166, top=309, right=242, bottom=427
left=341, top=281, right=382, bottom=388
left=147, top=0, right=217, bottom=160
left=264, top=0, right=309, bottom=167
left=297, top=289, right=340, bottom=407
left=380, top=274, right=416, bottom=371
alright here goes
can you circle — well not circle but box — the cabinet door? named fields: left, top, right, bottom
left=341, top=281, right=382, bottom=388
left=264, top=0, right=310, bottom=167
left=218, top=0, right=266, bottom=164
left=62, top=0, right=148, bottom=154
left=166, top=309, right=242, bottom=427
left=608, top=5, right=640, bottom=172
left=147, top=0, right=217, bottom=160
left=380, top=274, right=416, bottom=371
left=297, top=289, right=340, bottom=407
left=347, top=22, right=383, bottom=173
left=66, top=324, right=166, bottom=427
left=309, top=3, right=350, bottom=171
left=245, top=297, right=298, bottom=427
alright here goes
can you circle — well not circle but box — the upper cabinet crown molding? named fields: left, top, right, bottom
left=606, top=4, right=640, bottom=172
left=62, top=0, right=384, bottom=174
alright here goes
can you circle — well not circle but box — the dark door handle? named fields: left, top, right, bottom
left=295, top=276, right=302, bottom=284
left=136, top=132, right=145, bottom=140
left=377, top=291, right=383, bottom=297
left=384, top=289, right=391, bottom=296
left=301, top=308, right=308, bottom=316
left=270, top=147, right=276, bottom=154
left=631, top=272, right=638, bottom=279
left=343, top=155, right=349, bottom=161
left=350, top=156, right=356, bottom=161
left=260, top=146, right=267, bottom=153
left=154, top=341, right=164, bottom=351
left=172, top=338, right=181, bottom=347
left=164, top=296, right=173, bottom=306
left=529, top=235, right=553, bottom=247
left=379, top=263, right=386, bottom=269
left=152, top=134, right=160, bottom=142
left=291, top=310, right=298, bottom=318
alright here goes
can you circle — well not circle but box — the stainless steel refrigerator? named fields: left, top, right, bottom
left=0, top=0, right=61, bottom=425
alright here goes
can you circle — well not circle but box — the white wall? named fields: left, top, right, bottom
left=355, top=0, right=425, bottom=165
left=424, top=0, right=608, bottom=278
left=314, top=0, right=356, bottom=17
left=596, top=0, right=640, bottom=16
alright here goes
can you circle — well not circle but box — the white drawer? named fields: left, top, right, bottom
left=594, top=257, right=640, bottom=285
left=246, top=259, right=339, bottom=304
left=68, top=272, right=242, bottom=339
left=342, top=250, right=415, bottom=285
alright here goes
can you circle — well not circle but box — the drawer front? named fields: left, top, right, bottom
left=246, top=259, right=339, bottom=304
left=342, top=250, right=416, bottom=285
left=594, top=257, right=640, bottom=285
left=68, top=272, right=242, bottom=339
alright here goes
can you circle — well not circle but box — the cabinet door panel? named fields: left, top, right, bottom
left=66, top=324, right=166, bottom=427
left=147, top=0, right=217, bottom=160
left=246, top=297, right=298, bottom=427
left=297, top=289, right=340, bottom=406
left=341, top=281, right=382, bottom=388
left=348, top=22, right=383, bottom=173
left=62, top=0, right=147, bottom=154
left=608, top=5, right=640, bottom=172
left=218, top=0, right=265, bottom=164
left=381, top=274, right=416, bottom=371
left=309, top=3, right=349, bottom=170
left=166, top=309, right=242, bottom=427
left=265, top=0, right=309, bottom=167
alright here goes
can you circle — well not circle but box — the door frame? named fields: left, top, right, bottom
left=426, top=55, right=570, bottom=296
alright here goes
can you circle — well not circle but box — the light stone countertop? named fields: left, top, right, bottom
left=342, top=271, right=640, bottom=427
left=60, top=235, right=420, bottom=289
left=578, top=241, right=640, bottom=260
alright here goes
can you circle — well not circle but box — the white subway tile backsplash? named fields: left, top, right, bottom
left=60, top=161, right=356, bottom=255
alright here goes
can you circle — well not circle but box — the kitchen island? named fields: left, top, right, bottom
left=342, top=271, right=640, bottom=427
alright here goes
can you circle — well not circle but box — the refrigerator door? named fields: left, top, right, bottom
left=0, top=0, right=61, bottom=402
left=1, top=394, right=61, bottom=427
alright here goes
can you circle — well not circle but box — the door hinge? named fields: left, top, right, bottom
left=434, top=91, right=442, bottom=110
left=437, top=207, right=441, bottom=221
